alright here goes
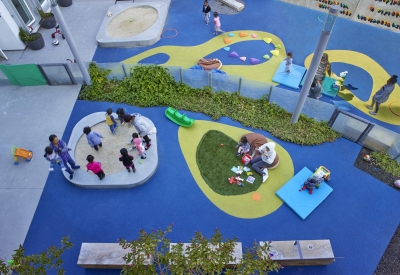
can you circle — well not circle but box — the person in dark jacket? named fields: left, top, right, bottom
left=49, top=134, right=80, bottom=180
left=367, top=75, right=398, bottom=116
left=202, top=1, right=211, bottom=25
left=119, top=148, right=136, bottom=173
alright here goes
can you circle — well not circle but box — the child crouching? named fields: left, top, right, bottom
left=86, top=155, right=105, bottom=180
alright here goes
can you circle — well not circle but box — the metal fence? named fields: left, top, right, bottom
left=0, top=62, right=399, bottom=162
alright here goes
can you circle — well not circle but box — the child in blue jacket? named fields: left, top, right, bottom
left=83, top=126, right=104, bottom=151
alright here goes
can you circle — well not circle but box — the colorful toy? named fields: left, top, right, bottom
left=11, top=146, right=33, bottom=165
left=165, top=107, right=195, bottom=127
left=228, top=176, right=244, bottom=186
left=363, top=155, right=371, bottom=162
left=394, top=180, right=400, bottom=188
left=314, top=166, right=331, bottom=182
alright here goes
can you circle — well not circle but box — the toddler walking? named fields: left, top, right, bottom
left=213, top=12, right=225, bottom=36
left=202, top=1, right=211, bottom=25
left=86, top=155, right=105, bottom=180
left=83, top=126, right=103, bottom=151
left=119, top=148, right=136, bottom=173
left=283, top=52, right=293, bottom=73
left=44, top=146, right=65, bottom=171
left=236, top=136, right=250, bottom=156
left=105, top=108, right=118, bottom=134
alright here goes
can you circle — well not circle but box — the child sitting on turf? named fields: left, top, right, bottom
left=86, top=155, right=105, bottom=180
left=119, top=148, right=136, bottom=173
left=299, top=171, right=324, bottom=194
left=105, top=108, right=118, bottom=134
left=236, top=136, right=250, bottom=156
left=83, top=126, right=104, bottom=151
left=129, top=133, right=147, bottom=159
left=283, top=52, right=293, bottom=73
left=44, top=146, right=65, bottom=171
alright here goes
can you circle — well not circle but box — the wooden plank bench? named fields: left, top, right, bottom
left=77, top=243, right=153, bottom=269
left=218, top=0, right=244, bottom=12
left=260, top=239, right=335, bottom=266
left=170, top=242, right=242, bottom=267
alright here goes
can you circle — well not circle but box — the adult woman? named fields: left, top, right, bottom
left=250, top=142, right=279, bottom=183
left=49, top=134, right=80, bottom=180
left=367, top=75, right=398, bottom=116
left=124, top=113, right=151, bottom=150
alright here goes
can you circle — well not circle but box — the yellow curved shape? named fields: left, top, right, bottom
left=305, top=50, right=400, bottom=125
left=178, top=120, right=294, bottom=219
left=123, top=30, right=287, bottom=84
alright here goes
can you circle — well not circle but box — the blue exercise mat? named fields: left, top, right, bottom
left=272, top=61, right=307, bottom=89
left=276, top=167, right=333, bottom=220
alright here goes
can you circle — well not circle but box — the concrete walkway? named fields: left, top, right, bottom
left=0, top=0, right=115, bottom=262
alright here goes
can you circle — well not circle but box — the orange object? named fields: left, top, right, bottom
left=11, top=146, right=33, bottom=164
left=223, top=38, right=232, bottom=44
left=252, top=192, right=261, bottom=201
left=239, top=32, right=248, bottom=37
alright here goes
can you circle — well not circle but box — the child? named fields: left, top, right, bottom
left=124, top=113, right=151, bottom=150
left=283, top=52, right=293, bottom=73
left=116, top=107, right=128, bottom=125
left=202, top=1, right=211, bottom=25
left=213, top=12, right=225, bottom=36
left=105, top=108, right=118, bottom=134
left=131, top=133, right=147, bottom=159
left=119, top=148, right=136, bottom=173
left=367, top=75, right=397, bottom=116
left=299, top=171, right=324, bottom=194
left=236, top=136, right=250, bottom=157
left=308, top=79, right=322, bottom=99
left=44, top=146, right=65, bottom=171
left=83, top=126, right=103, bottom=151
left=86, top=155, right=105, bottom=180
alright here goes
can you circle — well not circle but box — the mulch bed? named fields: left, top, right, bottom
left=353, top=147, right=399, bottom=191
left=354, top=147, right=400, bottom=274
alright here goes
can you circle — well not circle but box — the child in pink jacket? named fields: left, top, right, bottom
left=86, top=155, right=105, bottom=180
left=132, top=133, right=147, bottom=159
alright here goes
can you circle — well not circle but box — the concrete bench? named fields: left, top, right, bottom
left=260, top=239, right=335, bottom=266
left=77, top=243, right=153, bottom=269
left=170, top=242, right=242, bottom=267
left=218, top=0, right=244, bottom=11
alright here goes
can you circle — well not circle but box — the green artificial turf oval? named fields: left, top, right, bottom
left=196, top=130, right=262, bottom=196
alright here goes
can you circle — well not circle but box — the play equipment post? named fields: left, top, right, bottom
left=290, top=5, right=340, bottom=124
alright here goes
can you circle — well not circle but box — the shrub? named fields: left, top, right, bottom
left=79, top=63, right=341, bottom=145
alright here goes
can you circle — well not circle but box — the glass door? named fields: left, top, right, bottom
left=11, top=0, right=34, bottom=25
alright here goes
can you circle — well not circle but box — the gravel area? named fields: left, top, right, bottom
left=208, top=0, right=245, bottom=15
left=353, top=147, right=399, bottom=191
left=354, top=147, right=400, bottom=274
left=374, top=224, right=400, bottom=275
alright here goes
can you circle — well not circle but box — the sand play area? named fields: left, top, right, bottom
left=107, top=6, right=158, bottom=38
left=74, top=122, right=143, bottom=176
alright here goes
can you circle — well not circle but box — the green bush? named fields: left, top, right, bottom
left=79, top=63, right=341, bottom=145
left=370, top=151, right=400, bottom=177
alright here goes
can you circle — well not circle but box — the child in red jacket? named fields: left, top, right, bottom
left=86, top=155, right=105, bottom=180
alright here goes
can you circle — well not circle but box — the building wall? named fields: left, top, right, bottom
left=281, top=0, right=400, bottom=32
left=0, top=1, right=26, bottom=50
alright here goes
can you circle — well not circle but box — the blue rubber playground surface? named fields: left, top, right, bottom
left=22, top=1, right=400, bottom=274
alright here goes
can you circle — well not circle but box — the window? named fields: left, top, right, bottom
left=11, top=0, right=34, bottom=25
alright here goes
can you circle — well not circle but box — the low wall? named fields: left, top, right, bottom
left=281, top=0, right=400, bottom=32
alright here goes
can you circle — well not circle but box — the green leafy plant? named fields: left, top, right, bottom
left=119, top=225, right=281, bottom=275
left=37, top=9, right=53, bottom=19
left=370, top=151, right=400, bottom=177
left=18, top=27, right=42, bottom=43
left=0, top=236, right=73, bottom=275
left=79, top=63, right=341, bottom=145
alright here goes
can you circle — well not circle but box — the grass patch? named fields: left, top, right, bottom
left=196, top=130, right=262, bottom=196
left=370, top=151, right=400, bottom=177
left=79, top=63, right=341, bottom=146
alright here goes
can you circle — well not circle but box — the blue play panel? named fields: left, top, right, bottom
left=272, top=61, right=307, bottom=89
left=276, top=167, right=333, bottom=220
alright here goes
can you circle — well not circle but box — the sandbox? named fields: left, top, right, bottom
left=96, top=0, right=170, bottom=47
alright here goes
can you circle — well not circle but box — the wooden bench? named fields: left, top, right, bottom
left=77, top=243, right=153, bottom=269
left=170, top=242, right=242, bottom=267
left=260, top=239, right=335, bottom=266
left=218, top=0, right=244, bottom=11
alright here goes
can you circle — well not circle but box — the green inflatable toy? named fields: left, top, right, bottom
left=165, top=107, right=195, bottom=127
